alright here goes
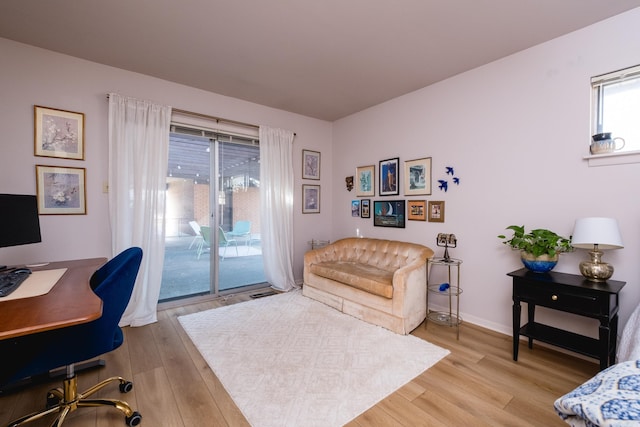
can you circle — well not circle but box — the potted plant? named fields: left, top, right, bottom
left=498, top=225, right=572, bottom=272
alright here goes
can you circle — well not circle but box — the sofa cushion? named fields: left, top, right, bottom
left=309, top=261, right=393, bottom=298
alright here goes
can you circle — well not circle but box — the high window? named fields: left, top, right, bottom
left=591, top=64, right=640, bottom=153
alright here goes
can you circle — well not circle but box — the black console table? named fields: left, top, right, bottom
left=508, top=268, right=625, bottom=370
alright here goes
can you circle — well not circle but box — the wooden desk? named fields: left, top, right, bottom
left=0, top=258, right=106, bottom=340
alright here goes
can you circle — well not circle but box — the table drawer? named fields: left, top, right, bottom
left=516, top=283, right=601, bottom=314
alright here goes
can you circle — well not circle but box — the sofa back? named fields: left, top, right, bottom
left=314, top=237, right=433, bottom=272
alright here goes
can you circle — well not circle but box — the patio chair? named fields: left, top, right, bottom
left=218, top=226, right=238, bottom=260
left=197, top=226, right=211, bottom=260
left=227, top=221, right=251, bottom=246
left=188, top=221, right=203, bottom=250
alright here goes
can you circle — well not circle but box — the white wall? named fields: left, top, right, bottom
left=3, top=8, right=640, bottom=339
left=332, top=8, right=640, bottom=336
left=0, top=38, right=333, bottom=282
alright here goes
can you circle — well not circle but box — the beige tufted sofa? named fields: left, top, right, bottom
left=303, top=237, right=434, bottom=334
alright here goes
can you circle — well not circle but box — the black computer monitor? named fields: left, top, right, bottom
left=0, top=194, right=42, bottom=249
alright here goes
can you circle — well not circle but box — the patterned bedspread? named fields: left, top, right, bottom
left=554, top=360, right=640, bottom=426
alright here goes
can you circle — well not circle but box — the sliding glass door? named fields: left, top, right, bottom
left=159, top=130, right=265, bottom=302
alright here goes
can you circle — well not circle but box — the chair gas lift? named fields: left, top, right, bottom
left=426, top=233, right=462, bottom=339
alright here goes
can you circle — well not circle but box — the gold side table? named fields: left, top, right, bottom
left=426, top=257, right=462, bottom=339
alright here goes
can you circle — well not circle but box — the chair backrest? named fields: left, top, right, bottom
left=89, top=247, right=143, bottom=344
left=232, top=220, right=251, bottom=234
left=200, top=226, right=211, bottom=245
left=189, top=221, right=201, bottom=235
left=218, top=226, right=228, bottom=244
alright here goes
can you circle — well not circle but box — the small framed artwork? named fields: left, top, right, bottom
left=34, top=105, right=85, bottom=160
left=404, top=157, right=432, bottom=196
left=302, top=149, right=320, bottom=180
left=428, top=200, right=445, bottom=223
left=302, top=184, right=320, bottom=213
left=36, top=165, right=87, bottom=215
left=379, top=157, right=399, bottom=196
left=407, top=200, right=427, bottom=221
left=360, top=199, right=371, bottom=218
left=373, top=200, right=405, bottom=228
left=356, top=165, right=375, bottom=197
left=351, top=200, right=360, bottom=217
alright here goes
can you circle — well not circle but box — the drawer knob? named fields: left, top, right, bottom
left=552, top=295, right=558, bottom=301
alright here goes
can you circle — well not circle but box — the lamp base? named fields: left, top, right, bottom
left=579, top=249, right=613, bottom=282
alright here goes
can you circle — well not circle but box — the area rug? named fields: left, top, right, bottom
left=178, top=290, right=449, bottom=427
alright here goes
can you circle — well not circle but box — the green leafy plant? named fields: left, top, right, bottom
left=498, top=225, right=572, bottom=258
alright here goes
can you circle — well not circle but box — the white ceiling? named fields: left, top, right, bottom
left=1, top=1, right=639, bottom=121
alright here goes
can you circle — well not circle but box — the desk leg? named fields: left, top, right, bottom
left=611, top=314, right=619, bottom=366
left=598, top=320, right=611, bottom=370
left=513, top=299, right=521, bottom=361
left=527, top=303, right=535, bottom=349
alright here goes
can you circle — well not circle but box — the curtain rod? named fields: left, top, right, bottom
left=106, top=94, right=295, bottom=136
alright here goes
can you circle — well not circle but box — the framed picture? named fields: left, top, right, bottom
left=379, top=157, right=399, bottom=196
left=356, top=165, right=375, bottom=196
left=302, top=184, right=320, bottom=213
left=373, top=200, right=405, bottom=228
left=302, top=149, right=320, bottom=180
left=404, top=157, right=432, bottom=195
left=351, top=200, right=360, bottom=217
left=34, top=105, right=85, bottom=160
left=428, top=200, right=445, bottom=223
left=407, top=200, right=427, bottom=221
left=36, top=165, right=86, bottom=215
left=360, top=199, right=371, bottom=218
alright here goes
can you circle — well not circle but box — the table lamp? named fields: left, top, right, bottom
left=571, top=217, right=623, bottom=281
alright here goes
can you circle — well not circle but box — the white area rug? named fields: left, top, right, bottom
left=178, top=290, right=449, bottom=427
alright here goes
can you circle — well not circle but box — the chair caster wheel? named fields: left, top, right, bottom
left=46, top=390, right=61, bottom=409
left=120, top=381, right=134, bottom=393
left=126, top=411, right=142, bottom=426
left=46, top=394, right=59, bottom=409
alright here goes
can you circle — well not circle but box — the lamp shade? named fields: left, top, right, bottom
left=571, top=217, right=623, bottom=250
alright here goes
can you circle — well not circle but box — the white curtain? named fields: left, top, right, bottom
left=259, top=126, right=297, bottom=291
left=108, top=93, right=171, bottom=326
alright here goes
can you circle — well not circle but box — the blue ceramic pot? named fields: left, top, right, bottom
left=520, top=251, right=558, bottom=273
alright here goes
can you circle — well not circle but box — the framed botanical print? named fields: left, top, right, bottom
left=36, top=165, right=87, bottom=214
left=302, top=149, right=320, bottom=180
left=34, top=105, right=85, bottom=160
left=379, top=157, right=399, bottom=196
left=302, top=184, right=320, bottom=213
left=407, top=200, right=427, bottom=221
left=356, top=165, right=375, bottom=196
left=404, top=157, right=431, bottom=195
left=428, top=200, right=445, bottom=223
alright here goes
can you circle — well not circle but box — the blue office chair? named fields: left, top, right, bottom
left=0, top=247, right=143, bottom=427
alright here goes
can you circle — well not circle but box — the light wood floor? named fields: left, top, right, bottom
left=0, top=289, right=599, bottom=427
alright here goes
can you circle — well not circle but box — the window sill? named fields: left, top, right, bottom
left=583, top=150, right=640, bottom=167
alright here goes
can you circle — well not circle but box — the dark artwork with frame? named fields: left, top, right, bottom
left=373, top=200, right=405, bottom=228
left=360, top=199, right=371, bottom=218
left=379, top=157, right=399, bottom=196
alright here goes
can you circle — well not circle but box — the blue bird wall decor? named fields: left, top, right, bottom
left=438, top=180, right=448, bottom=192
left=446, top=167, right=455, bottom=175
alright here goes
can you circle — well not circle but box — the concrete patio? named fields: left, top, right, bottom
left=160, top=235, right=266, bottom=301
